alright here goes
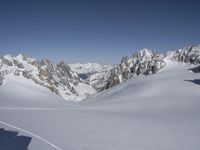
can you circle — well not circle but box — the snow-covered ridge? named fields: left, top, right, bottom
left=105, top=49, right=166, bottom=89
left=0, top=54, right=96, bottom=101
left=104, top=45, right=200, bottom=89
left=1, top=44, right=200, bottom=101
left=173, top=44, right=200, bottom=64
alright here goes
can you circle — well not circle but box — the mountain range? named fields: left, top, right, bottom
left=0, top=44, right=200, bottom=150
left=0, top=44, right=200, bottom=101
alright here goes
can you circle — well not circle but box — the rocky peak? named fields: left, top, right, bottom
left=135, top=49, right=154, bottom=61
left=40, top=59, right=51, bottom=66
left=2, top=55, right=14, bottom=66
left=188, top=44, right=200, bottom=55
left=1, top=44, right=200, bottom=101
left=15, top=53, right=27, bottom=61
left=0, top=54, right=96, bottom=101
left=174, top=44, right=200, bottom=64
left=105, top=49, right=166, bottom=89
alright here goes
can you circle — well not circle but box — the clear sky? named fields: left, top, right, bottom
left=0, top=0, right=200, bottom=64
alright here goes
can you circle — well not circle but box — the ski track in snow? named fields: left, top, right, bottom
left=0, top=107, right=69, bottom=110
left=0, top=120, right=63, bottom=150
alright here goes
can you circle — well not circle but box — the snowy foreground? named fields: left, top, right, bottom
left=0, top=61, right=200, bottom=150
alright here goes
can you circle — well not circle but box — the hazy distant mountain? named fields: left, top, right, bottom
left=69, top=63, right=113, bottom=92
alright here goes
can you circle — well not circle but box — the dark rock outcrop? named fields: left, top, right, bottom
left=105, top=49, right=166, bottom=89
left=174, top=44, right=200, bottom=64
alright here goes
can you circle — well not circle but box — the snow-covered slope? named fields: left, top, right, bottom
left=0, top=45, right=200, bottom=101
left=104, top=49, right=166, bottom=89
left=102, top=45, right=200, bottom=90
left=1, top=44, right=200, bottom=101
left=0, top=54, right=96, bottom=101
left=0, top=73, right=68, bottom=108
left=0, top=59, right=200, bottom=150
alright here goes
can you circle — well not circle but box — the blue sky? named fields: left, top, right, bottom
left=0, top=0, right=200, bottom=64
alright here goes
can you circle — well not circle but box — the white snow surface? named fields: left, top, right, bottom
left=0, top=60, right=200, bottom=150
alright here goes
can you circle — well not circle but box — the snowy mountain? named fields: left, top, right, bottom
left=173, top=44, right=200, bottom=64
left=103, top=45, right=200, bottom=89
left=104, top=49, right=166, bottom=89
left=0, top=55, right=200, bottom=150
left=0, top=44, right=200, bottom=150
left=69, top=63, right=113, bottom=91
left=69, top=62, right=113, bottom=78
left=0, top=54, right=96, bottom=101
left=1, top=44, right=200, bottom=101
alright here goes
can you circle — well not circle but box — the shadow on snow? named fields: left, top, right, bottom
left=189, top=66, right=200, bottom=73
left=0, top=128, right=32, bottom=150
left=184, top=79, right=200, bottom=85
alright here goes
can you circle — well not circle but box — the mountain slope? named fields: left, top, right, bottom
left=103, top=45, right=200, bottom=90
left=1, top=44, right=200, bottom=101
left=0, top=73, right=68, bottom=108
left=0, top=54, right=96, bottom=101
left=0, top=59, right=200, bottom=150
left=104, top=49, right=166, bottom=89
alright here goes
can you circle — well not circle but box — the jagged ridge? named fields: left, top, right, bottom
left=1, top=44, right=200, bottom=101
left=0, top=54, right=96, bottom=101
left=105, top=49, right=166, bottom=89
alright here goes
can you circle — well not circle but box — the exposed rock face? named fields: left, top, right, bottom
left=105, top=49, right=166, bottom=89
left=105, top=71, right=120, bottom=89
left=173, top=44, right=200, bottom=64
left=0, top=54, right=96, bottom=101
left=88, top=70, right=112, bottom=92
left=2, top=55, right=13, bottom=66
left=13, top=60, right=24, bottom=68
left=0, top=72, right=3, bottom=85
